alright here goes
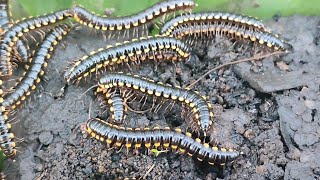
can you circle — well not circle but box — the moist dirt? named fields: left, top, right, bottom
left=3, top=15, right=320, bottom=180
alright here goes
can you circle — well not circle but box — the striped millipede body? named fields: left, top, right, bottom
left=0, top=79, right=15, bottom=158
left=63, top=36, right=191, bottom=84
left=170, top=23, right=293, bottom=51
left=106, top=91, right=127, bottom=124
left=86, top=118, right=240, bottom=165
left=160, top=12, right=268, bottom=36
left=0, top=9, right=72, bottom=77
left=0, top=0, right=10, bottom=33
left=73, top=0, right=196, bottom=37
left=0, top=0, right=30, bottom=62
left=96, top=72, right=214, bottom=133
left=3, top=25, right=70, bottom=111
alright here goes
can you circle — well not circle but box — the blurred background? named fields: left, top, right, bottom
left=11, top=0, right=320, bottom=20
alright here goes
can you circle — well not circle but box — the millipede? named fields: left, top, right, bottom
left=64, top=36, right=191, bottom=84
left=0, top=0, right=10, bottom=33
left=170, top=23, right=293, bottom=51
left=86, top=118, right=240, bottom=165
left=160, top=12, right=269, bottom=37
left=72, top=0, right=196, bottom=37
left=103, top=91, right=127, bottom=124
left=96, top=72, right=214, bottom=133
left=0, top=0, right=30, bottom=63
left=0, top=8, right=72, bottom=77
left=0, top=79, right=16, bottom=159
left=3, top=25, right=70, bottom=111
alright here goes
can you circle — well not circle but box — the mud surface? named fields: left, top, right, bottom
left=3, top=15, right=320, bottom=179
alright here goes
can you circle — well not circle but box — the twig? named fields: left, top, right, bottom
left=187, top=51, right=285, bottom=88
left=141, top=164, right=156, bottom=180
left=79, top=84, right=98, bottom=98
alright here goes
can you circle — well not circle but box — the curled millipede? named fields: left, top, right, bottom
left=160, top=12, right=268, bottom=36
left=64, top=36, right=191, bottom=84
left=96, top=72, right=214, bottom=133
left=0, top=0, right=30, bottom=62
left=170, top=23, right=293, bottom=51
left=86, top=118, right=240, bottom=165
left=3, top=25, right=70, bottom=111
left=0, top=9, right=72, bottom=77
left=0, top=79, right=16, bottom=159
left=72, top=0, right=196, bottom=37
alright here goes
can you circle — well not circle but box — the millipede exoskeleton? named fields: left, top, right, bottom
left=96, top=72, right=214, bottom=133
left=86, top=118, right=240, bottom=165
left=0, top=79, right=16, bottom=159
left=160, top=12, right=269, bottom=36
left=0, top=0, right=30, bottom=63
left=72, top=0, right=196, bottom=37
left=3, top=24, right=70, bottom=111
left=0, top=0, right=10, bottom=33
left=64, top=36, right=191, bottom=84
left=102, top=91, right=127, bottom=124
left=170, top=23, right=293, bottom=51
left=0, top=9, right=72, bottom=77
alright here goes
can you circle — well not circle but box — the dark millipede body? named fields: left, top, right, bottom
left=0, top=79, right=16, bottom=158
left=0, top=9, right=72, bottom=77
left=86, top=118, right=240, bottom=165
left=64, top=36, right=191, bottom=84
left=3, top=25, right=70, bottom=111
left=171, top=23, right=293, bottom=51
left=160, top=12, right=268, bottom=36
left=73, top=0, right=195, bottom=36
left=0, top=0, right=29, bottom=62
left=96, top=72, right=214, bottom=133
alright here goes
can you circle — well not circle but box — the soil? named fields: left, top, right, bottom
left=3, top=15, right=320, bottom=180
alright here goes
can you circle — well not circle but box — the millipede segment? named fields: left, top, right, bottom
left=3, top=25, right=70, bottom=111
left=86, top=118, right=240, bottom=165
left=96, top=72, right=214, bottom=133
left=72, top=0, right=196, bottom=37
left=64, top=36, right=191, bottom=84
left=0, top=9, right=72, bottom=77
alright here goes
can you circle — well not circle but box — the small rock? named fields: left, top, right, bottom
left=276, top=61, right=290, bottom=71
left=34, top=163, right=43, bottom=172
left=39, top=131, right=53, bottom=145
left=304, top=100, right=315, bottom=109
left=256, top=165, right=267, bottom=173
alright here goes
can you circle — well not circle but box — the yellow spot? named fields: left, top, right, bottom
left=145, top=142, right=151, bottom=148
left=133, top=85, right=139, bottom=89
left=135, top=143, right=141, bottom=148
left=171, top=95, right=177, bottom=100
left=178, top=97, right=184, bottom=102
left=106, top=138, right=112, bottom=144
left=186, top=132, right=192, bottom=137
left=179, top=148, right=185, bottom=153
left=147, top=90, right=154, bottom=95
left=212, top=146, right=218, bottom=151
left=155, top=92, right=161, bottom=97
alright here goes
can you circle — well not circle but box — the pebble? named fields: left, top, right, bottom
left=39, top=131, right=54, bottom=145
